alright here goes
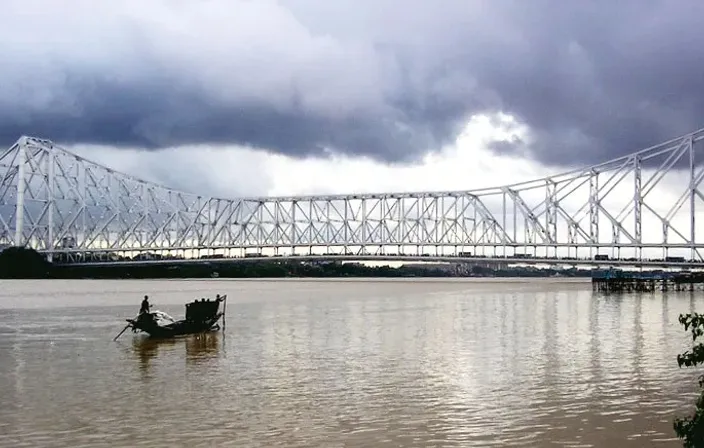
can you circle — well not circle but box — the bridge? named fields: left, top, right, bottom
left=2, top=129, right=704, bottom=268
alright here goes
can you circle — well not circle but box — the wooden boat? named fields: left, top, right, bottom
left=114, top=295, right=227, bottom=340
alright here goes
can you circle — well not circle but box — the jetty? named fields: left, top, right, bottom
left=592, top=268, right=704, bottom=293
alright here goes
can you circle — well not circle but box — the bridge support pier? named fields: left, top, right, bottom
left=13, top=141, right=25, bottom=247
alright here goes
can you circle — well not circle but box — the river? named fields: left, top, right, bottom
left=0, top=278, right=700, bottom=447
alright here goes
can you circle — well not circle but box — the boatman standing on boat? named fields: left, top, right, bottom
left=139, top=295, right=151, bottom=315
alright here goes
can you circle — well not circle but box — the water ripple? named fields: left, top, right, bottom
left=0, top=279, right=701, bottom=447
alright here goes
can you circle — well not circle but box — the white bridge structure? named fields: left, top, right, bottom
left=2, top=129, right=704, bottom=267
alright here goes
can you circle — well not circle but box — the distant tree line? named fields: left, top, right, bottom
left=0, top=246, right=50, bottom=278
left=0, top=246, right=595, bottom=279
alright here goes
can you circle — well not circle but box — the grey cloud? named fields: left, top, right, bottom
left=1, top=0, right=703, bottom=167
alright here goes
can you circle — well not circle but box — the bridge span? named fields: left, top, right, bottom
left=3, top=128, right=704, bottom=264
left=61, top=253, right=704, bottom=270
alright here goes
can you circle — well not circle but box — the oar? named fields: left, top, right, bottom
left=113, top=324, right=131, bottom=341
left=222, top=295, right=227, bottom=331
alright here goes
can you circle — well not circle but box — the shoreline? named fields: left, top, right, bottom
left=0, top=276, right=593, bottom=283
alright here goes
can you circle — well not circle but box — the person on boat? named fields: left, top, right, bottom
left=139, top=295, right=151, bottom=315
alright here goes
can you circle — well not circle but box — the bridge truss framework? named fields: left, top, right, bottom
left=2, top=130, right=704, bottom=265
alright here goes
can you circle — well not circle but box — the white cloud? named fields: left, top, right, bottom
left=69, top=114, right=539, bottom=198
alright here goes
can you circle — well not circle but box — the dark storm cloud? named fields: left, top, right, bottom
left=1, top=0, right=703, bottom=167
left=0, top=67, right=443, bottom=162
left=471, top=0, right=704, bottom=166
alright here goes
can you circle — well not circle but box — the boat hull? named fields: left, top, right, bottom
left=127, top=313, right=222, bottom=338
left=127, top=313, right=223, bottom=338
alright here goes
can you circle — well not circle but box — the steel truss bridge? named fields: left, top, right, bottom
left=2, top=129, right=704, bottom=268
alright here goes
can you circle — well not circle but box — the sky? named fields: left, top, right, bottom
left=2, top=0, right=703, bottom=201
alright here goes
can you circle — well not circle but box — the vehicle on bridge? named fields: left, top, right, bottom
left=113, top=295, right=227, bottom=340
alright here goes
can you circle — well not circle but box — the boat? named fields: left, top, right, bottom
left=113, top=295, right=227, bottom=340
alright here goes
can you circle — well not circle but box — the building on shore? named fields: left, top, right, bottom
left=400, top=260, right=509, bottom=276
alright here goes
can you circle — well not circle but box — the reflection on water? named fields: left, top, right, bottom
left=130, top=332, right=222, bottom=374
left=0, top=278, right=702, bottom=447
left=185, top=332, right=221, bottom=361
